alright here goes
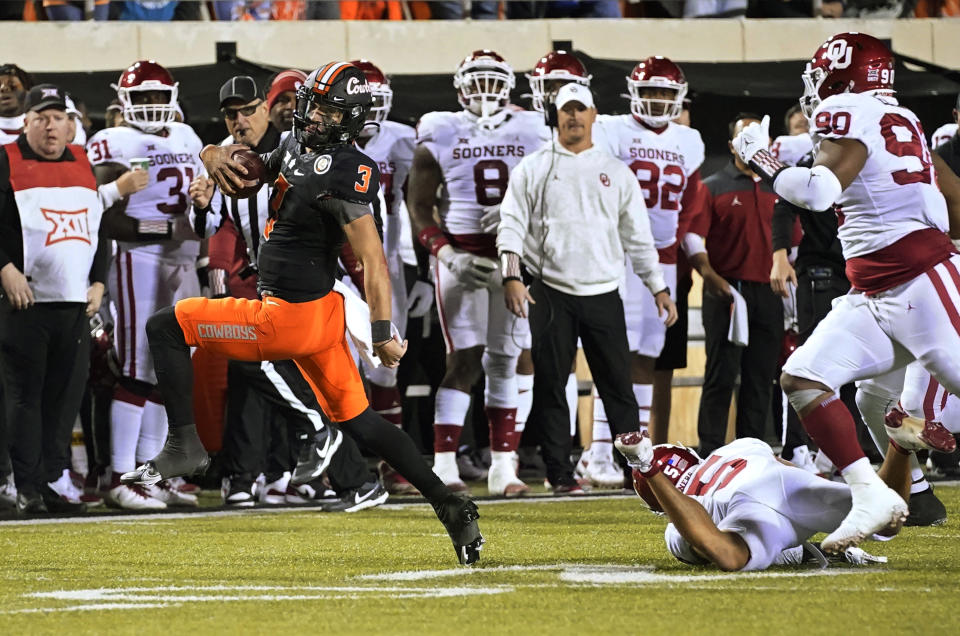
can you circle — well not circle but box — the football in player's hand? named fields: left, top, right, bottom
left=229, top=147, right=265, bottom=198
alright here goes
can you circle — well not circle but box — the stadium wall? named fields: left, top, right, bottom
left=4, top=18, right=959, bottom=73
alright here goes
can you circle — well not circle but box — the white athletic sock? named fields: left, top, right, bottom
left=565, top=373, right=579, bottom=437
left=432, top=451, right=458, bottom=475
left=110, top=399, right=144, bottom=473
left=516, top=374, right=534, bottom=434
left=591, top=386, right=611, bottom=442
left=909, top=457, right=928, bottom=494
left=634, top=383, right=652, bottom=435
left=841, top=457, right=882, bottom=488
left=434, top=387, right=471, bottom=426
left=137, top=400, right=169, bottom=464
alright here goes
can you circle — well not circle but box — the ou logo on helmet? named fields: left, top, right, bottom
left=824, top=39, right=853, bottom=70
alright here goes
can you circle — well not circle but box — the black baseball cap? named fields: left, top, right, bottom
left=219, top=76, right=262, bottom=107
left=24, top=84, right=67, bottom=112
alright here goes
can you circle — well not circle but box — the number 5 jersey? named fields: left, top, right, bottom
left=87, top=122, right=205, bottom=263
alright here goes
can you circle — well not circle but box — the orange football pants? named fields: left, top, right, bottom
left=175, top=293, right=368, bottom=423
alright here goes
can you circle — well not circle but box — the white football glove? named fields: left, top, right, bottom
left=405, top=280, right=434, bottom=318
left=480, top=204, right=501, bottom=234
left=437, top=245, right=498, bottom=290
left=732, top=114, right=771, bottom=165
left=614, top=432, right=654, bottom=473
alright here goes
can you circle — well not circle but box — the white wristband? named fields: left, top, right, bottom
left=97, top=180, right=121, bottom=209
left=682, top=233, right=706, bottom=258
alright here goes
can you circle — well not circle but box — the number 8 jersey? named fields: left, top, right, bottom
left=416, top=109, right=549, bottom=251
left=811, top=92, right=948, bottom=260
left=87, top=122, right=204, bottom=262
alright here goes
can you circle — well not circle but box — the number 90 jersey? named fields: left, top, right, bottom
left=811, top=93, right=948, bottom=259
left=593, top=116, right=704, bottom=249
left=87, top=122, right=204, bottom=262
left=416, top=109, right=549, bottom=241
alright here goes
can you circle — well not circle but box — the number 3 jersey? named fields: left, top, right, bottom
left=416, top=109, right=549, bottom=254
left=594, top=115, right=705, bottom=251
left=87, top=122, right=204, bottom=263
left=811, top=93, right=948, bottom=260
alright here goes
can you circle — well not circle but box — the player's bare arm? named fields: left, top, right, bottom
left=646, top=472, right=751, bottom=572
left=933, top=152, right=960, bottom=239
left=812, top=137, right=868, bottom=190
left=198, top=143, right=252, bottom=196
left=407, top=145, right=443, bottom=239
left=343, top=213, right=408, bottom=368
left=687, top=251, right=732, bottom=299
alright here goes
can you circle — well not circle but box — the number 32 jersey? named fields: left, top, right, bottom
left=87, top=122, right=204, bottom=262
left=594, top=116, right=704, bottom=250
left=416, top=109, right=549, bottom=248
left=811, top=93, right=948, bottom=259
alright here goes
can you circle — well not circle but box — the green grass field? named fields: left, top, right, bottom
left=2, top=488, right=959, bottom=635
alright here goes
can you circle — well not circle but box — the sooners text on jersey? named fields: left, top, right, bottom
left=594, top=116, right=705, bottom=249
left=417, top=109, right=549, bottom=248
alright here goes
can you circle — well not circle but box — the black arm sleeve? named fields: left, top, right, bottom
left=89, top=222, right=111, bottom=285
left=0, top=149, right=21, bottom=271
left=771, top=197, right=798, bottom=253
left=260, top=143, right=284, bottom=182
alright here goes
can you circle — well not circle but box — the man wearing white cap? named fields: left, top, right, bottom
left=496, top=83, right=676, bottom=492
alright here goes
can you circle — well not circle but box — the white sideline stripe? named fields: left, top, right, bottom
left=356, top=563, right=632, bottom=581
left=2, top=584, right=511, bottom=613
left=0, top=493, right=639, bottom=526
left=559, top=568, right=869, bottom=585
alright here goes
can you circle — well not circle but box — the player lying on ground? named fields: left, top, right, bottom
left=615, top=433, right=911, bottom=571
left=120, top=62, right=483, bottom=566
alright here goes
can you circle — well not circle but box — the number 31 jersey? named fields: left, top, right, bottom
left=416, top=109, right=549, bottom=246
left=594, top=116, right=704, bottom=249
left=811, top=93, right=948, bottom=259
left=87, top=122, right=204, bottom=262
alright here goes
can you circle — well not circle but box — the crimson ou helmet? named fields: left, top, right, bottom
left=88, top=314, right=120, bottom=391
left=294, top=62, right=373, bottom=149
left=631, top=443, right=702, bottom=512
left=349, top=59, right=392, bottom=124
left=526, top=50, right=591, bottom=113
left=453, top=50, right=515, bottom=120
left=626, top=56, right=687, bottom=127
left=112, top=60, right=179, bottom=133
left=800, top=32, right=895, bottom=118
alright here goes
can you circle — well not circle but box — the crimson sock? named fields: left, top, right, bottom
left=370, top=383, right=402, bottom=427
left=433, top=424, right=463, bottom=453
left=799, top=394, right=866, bottom=471
left=487, top=406, right=519, bottom=452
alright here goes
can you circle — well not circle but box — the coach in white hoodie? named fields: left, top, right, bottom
left=496, top=83, right=677, bottom=492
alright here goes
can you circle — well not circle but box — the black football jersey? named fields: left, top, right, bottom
left=257, top=134, right=382, bottom=301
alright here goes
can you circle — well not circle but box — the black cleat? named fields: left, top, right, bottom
left=121, top=427, right=210, bottom=486
left=800, top=542, right=830, bottom=569
left=432, top=494, right=484, bottom=566
left=320, top=481, right=388, bottom=512
left=905, top=487, right=947, bottom=527
left=291, top=426, right=343, bottom=486
left=16, top=491, right=47, bottom=516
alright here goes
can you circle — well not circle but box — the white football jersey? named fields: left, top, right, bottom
left=594, top=116, right=704, bottom=249
left=770, top=133, right=813, bottom=167
left=87, top=122, right=204, bottom=262
left=358, top=120, right=415, bottom=260
left=417, top=109, right=549, bottom=236
left=0, top=114, right=23, bottom=145
left=811, top=93, right=948, bottom=259
left=931, top=122, right=958, bottom=150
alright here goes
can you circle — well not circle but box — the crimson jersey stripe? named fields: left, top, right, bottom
left=927, top=265, right=960, bottom=339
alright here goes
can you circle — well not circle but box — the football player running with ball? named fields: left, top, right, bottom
left=122, top=62, right=484, bottom=566
left=731, top=32, right=960, bottom=553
